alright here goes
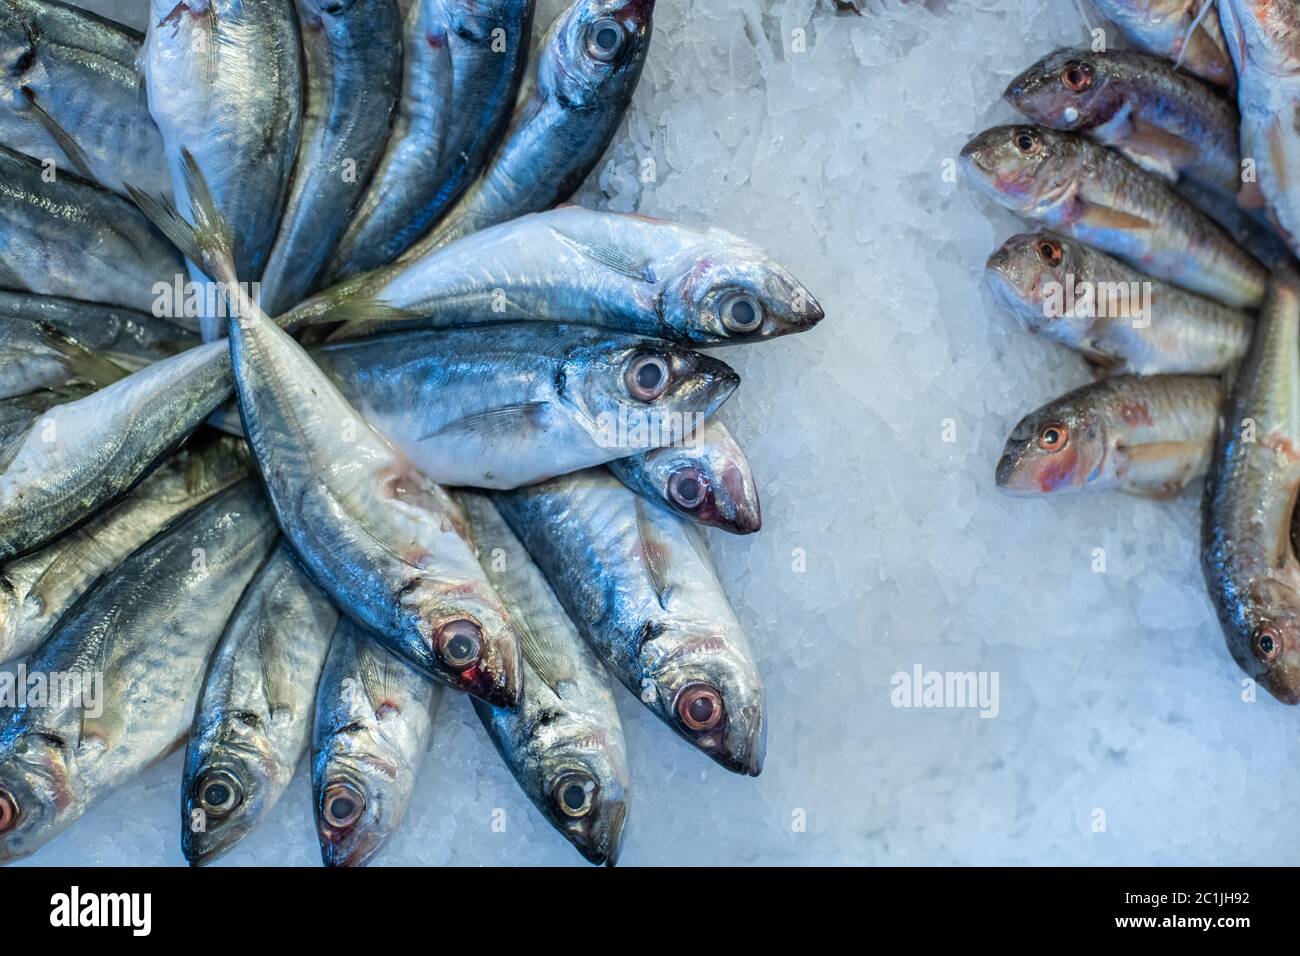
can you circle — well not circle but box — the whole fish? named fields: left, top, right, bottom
left=324, top=0, right=536, bottom=281
left=985, top=230, right=1252, bottom=375
left=311, top=323, right=739, bottom=489
left=459, top=491, right=629, bottom=866
left=294, top=206, right=824, bottom=345
left=0, top=479, right=276, bottom=863
left=1090, top=0, right=1234, bottom=89
left=405, top=0, right=652, bottom=257
left=608, top=417, right=761, bottom=534
left=1203, top=267, right=1300, bottom=705
left=995, top=374, right=1222, bottom=497
left=0, top=433, right=250, bottom=666
left=0, top=145, right=186, bottom=318
left=311, top=617, right=440, bottom=867
left=1005, top=48, right=1240, bottom=196
left=0, top=0, right=170, bottom=195
left=961, top=125, right=1267, bottom=308
left=1218, top=0, right=1300, bottom=257
left=142, top=0, right=303, bottom=339
left=493, top=467, right=765, bottom=776
left=181, top=542, right=338, bottom=865
left=257, top=0, right=403, bottom=315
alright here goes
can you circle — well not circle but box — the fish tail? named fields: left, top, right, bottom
left=126, top=148, right=236, bottom=287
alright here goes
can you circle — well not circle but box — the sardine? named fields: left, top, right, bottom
left=459, top=490, right=629, bottom=866
left=0, top=0, right=170, bottom=195
left=985, top=230, right=1252, bottom=375
left=404, top=0, right=652, bottom=257
left=995, top=373, right=1222, bottom=497
left=1005, top=48, right=1240, bottom=196
left=1202, top=266, right=1300, bottom=704
left=257, top=0, right=403, bottom=314
left=324, top=0, right=536, bottom=280
left=0, top=433, right=250, bottom=665
left=181, top=542, right=338, bottom=865
left=311, top=616, right=440, bottom=867
left=607, top=417, right=761, bottom=534
left=1090, top=0, right=1234, bottom=88
left=493, top=467, right=765, bottom=776
left=310, top=323, right=739, bottom=489
left=0, top=479, right=276, bottom=863
left=961, top=125, right=1267, bottom=308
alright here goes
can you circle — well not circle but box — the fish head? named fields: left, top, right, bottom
left=985, top=230, right=1092, bottom=339
left=995, top=394, right=1109, bottom=496
left=407, top=582, right=522, bottom=708
left=630, top=421, right=761, bottom=534
left=543, top=0, right=654, bottom=111
left=1230, top=579, right=1300, bottom=704
left=180, top=718, right=279, bottom=866
left=664, top=236, right=824, bottom=343
left=647, top=623, right=766, bottom=776
left=1004, top=49, right=1123, bottom=131
left=960, top=125, right=1078, bottom=214
left=313, top=759, right=400, bottom=868
left=0, top=727, right=74, bottom=863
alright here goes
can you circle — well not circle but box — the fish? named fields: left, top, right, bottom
left=1090, top=0, right=1234, bottom=89
left=323, top=0, right=536, bottom=281
left=181, top=542, right=339, bottom=865
left=960, top=125, right=1267, bottom=309
left=311, top=616, right=440, bottom=867
left=257, top=0, right=403, bottom=315
left=403, top=0, right=653, bottom=257
left=0, top=145, right=187, bottom=319
left=1218, top=0, right=1300, bottom=258
left=0, top=386, right=85, bottom=439
left=0, top=432, right=250, bottom=666
left=995, top=373, right=1223, bottom=498
left=493, top=467, right=765, bottom=776
left=984, top=230, right=1252, bottom=376
left=0, top=320, right=130, bottom=400
left=142, top=0, right=304, bottom=340
left=0, top=0, right=170, bottom=196
left=458, top=490, right=629, bottom=866
left=161, top=151, right=522, bottom=704
left=293, top=205, right=825, bottom=345
left=607, top=417, right=761, bottom=534
left=1203, top=266, right=1300, bottom=705
left=1005, top=48, right=1240, bottom=196
left=310, top=323, right=739, bottom=489
left=0, top=478, right=277, bottom=863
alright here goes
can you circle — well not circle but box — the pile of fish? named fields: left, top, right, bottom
left=965, top=2, right=1300, bottom=704
left=0, top=0, right=824, bottom=866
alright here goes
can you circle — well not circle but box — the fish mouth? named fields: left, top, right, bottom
left=732, top=495, right=762, bottom=535
left=994, top=452, right=1037, bottom=495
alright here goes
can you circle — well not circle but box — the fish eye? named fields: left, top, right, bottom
left=322, top=782, right=365, bottom=829
left=586, top=17, right=624, bottom=61
left=1253, top=624, right=1282, bottom=663
left=552, top=772, right=597, bottom=819
left=195, top=770, right=242, bottom=817
left=1036, top=239, right=1063, bottom=267
left=719, top=291, right=764, bottom=334
left=1060, top=60, right=1093, bottom=93
left=1012, top=128, right=1042, bottom=155
left=675, top=683, right=725, bottom=733
left=625, top=353, right=671, bottom=402
left=0, top=787, right=18, bottom=834
left=668, top=467, right=708, bottom=510
left=1036, top=421, right=1068, bottom=453
left=436, top=618, right=482, bottom=670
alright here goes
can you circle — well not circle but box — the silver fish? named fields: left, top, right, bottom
left=0, top=0, right=170, bottom=195
left=324, top=0, right=536, bottom=280
left=607, top=417, right=761, bottom=534
left=181, top=542, right=338, bottom=865
left=0, top=479, right=276, bottom=863
left=311, top=616, right=440, bottom=867
left=310, top=323, right=739, bottom=489
left=0, top=145, right=186, bottom=318
left=1090, top=0, right=1234, bottom=89
left=257, top=0, right=403, bottom=314
left=0, top=319, right=130, bottom=399
left=404, top=0, right=652, bottom=257
left=0, top=433, right=250, bottom=665
left=295, top=205, right=824, bottom=345
left=459, top=490, right=629, bottom=866
left=493, top=467, right=765, bottom=776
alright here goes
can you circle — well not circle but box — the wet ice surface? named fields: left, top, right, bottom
left=15, top=0, right=1298, bottom=867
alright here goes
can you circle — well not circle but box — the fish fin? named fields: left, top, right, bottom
left=424, top=27, right=453, bottom=168
left=1269, top=118, right=1291, bottom=195
left=127, top=148, right=237, bottom=286
left=549, top=227, right=654, bottom=282
left=18, top=87, right=95, bottom=182
left=0, top=257, right=29, bottom=292
left=79, top=605, right=128, bottom=746
left=419, top=402, right=548, bottom=442
left=32, top=321, right=131, bottom=388
left=514, top=610, right=568, bottom=697
left=1126, top=480, right=1185, bottom=500
left=635, top=496, right=672, bottom=608
left=1120, top=117, right=1198, bottom=180
left=1082, top=352, right=1122, bottom=378
left=1075, top=203, right=1154, bottom=232
left=356, top=638, right=401, bottom=718
left=311, top=296, right=425, bottom=332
